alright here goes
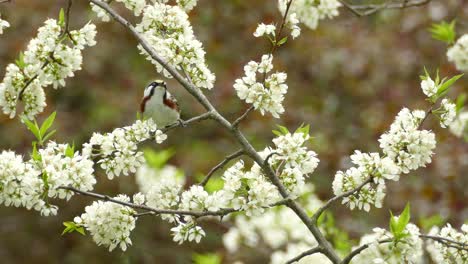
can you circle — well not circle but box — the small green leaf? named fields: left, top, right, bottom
left=22, top=117, right=41, bottom=141
left=389, top=211, right=398, bottom=235
left=62, top=221, right=85, bottom=236
left=143, top=148, right=175, bottom=169
left=42, top=130, right=57, bottom=143
left=59, top=8, right=65, bottom=27
left=204, top=177, right=224, bottom=193
left=65, top=144, right=75, bottom=158
left=456, top=93, right=466, bottom=113
left=429, top=20, right=456, bottom=45
left=192, top=253, right=221, bottom=264
left=437, top=74, right=464, bottom=97
left=276, top=125, right=289, bottom=135
left=39, top=111, right=56, bottom=137
left=31, top=142, right=41, bottom=161
left=419, top=214, right=445, bottom=231
left=396, top=203, right=411, bottom=234
left=277, top=36, right=288, bottom=46
left=272, top=129, right=282, bottom=136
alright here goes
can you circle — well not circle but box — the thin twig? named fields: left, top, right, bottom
left=199, top=149, right=244, bottom=186
left=312, top=177, right=373, bottom=223
left=18, top=61, right=50, bottom=101
left=340, top=0, right=432, bottom=17
left=341, top=239, right=393, bottom=264
left=59, top=186, right=238, bottom=218
left=286, top=246, right=324, bottom=263
left=232, top=106, right=254, bottom=127
left=162, top=111, right=213, bottom=133
left=420, top=234, right=468, bottom=251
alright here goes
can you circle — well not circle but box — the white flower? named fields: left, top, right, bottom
left=426, top=224, right=468, bottom=264
left=253, top=23, right=276, bottom=38
left=449, top=111, right=468, bottom=137
left=351, top=224, right=423, bottom=264
left=278, top=0, right=341, bottom=30
left=176, top=0, right=199, bottom=11
left=234, top=54, right=288, bottom=118
left=171, top=221, right=206, bottom=244
left=0, top=19, right=96, bottom=119
left=286, top=13, right=301, bottom=39
left=132, top=193, right=145, bottom=205
left=379, top=108, right=436, bottom=173
left=421, top=77, right=437, bottom=98
left=439, top=99, right=456, bottom=128
left=154, top=130, right=167, bottom=143
left=75, top=195, right=136, bottom=251
left=84, top=119, right=161, bottom=179
left=0, top=15, right=9, bottom=34
left=90, top=3, right=111, bottom=22
left=447, top=34, right=468, bottom=72
left=135, top=3, right=215, bottom=89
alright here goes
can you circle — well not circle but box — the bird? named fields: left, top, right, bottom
left=140, top=80, right=182, bottom=128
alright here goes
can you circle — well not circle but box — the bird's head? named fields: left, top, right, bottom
left=144, top=79, right=166, bottom=98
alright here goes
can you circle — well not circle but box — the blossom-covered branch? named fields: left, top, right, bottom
left=339, top=0, right=432, bottom=17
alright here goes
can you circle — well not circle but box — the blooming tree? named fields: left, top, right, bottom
left=0, top=0, right=467, bottom=263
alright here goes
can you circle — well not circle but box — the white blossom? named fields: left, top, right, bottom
left=0, top=19, right=96, bottom=119
left=286, top=13, right=301, bottom=39
left=438, top=99, right=456, bottom=128
left=253, top=23, right=276, bottom=38
left=176, top=0, right=199, bottom=11
left=278, top=0, right=341, bottom=30
left=74, top=195, right=136, bottom=251
left=234, top=54, right=288, bottom=118
left=449, top=111, right=468, bottom=137
left=171, top=220, right=205, bottom=244
left=0, top=14, right=9, bottom=34
left=135, top=3, right=215, bottom=89
left=379, top=108, right=436, bottom=173
left=351, top=224, right=423, bottom=264
left=421, top=77, right=437, bottom=98
left=82, top=119, right=165, bottom=179
left=426, top=224, right=468, bottom=264
left=447, top=34, right=468, bottom=72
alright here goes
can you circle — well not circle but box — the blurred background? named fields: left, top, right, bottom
left=0, top=0, right=467, bottom=263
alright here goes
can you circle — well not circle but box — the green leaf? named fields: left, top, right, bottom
left=62, top=221, right=85, bottom=236
left=192, top=253, right=221, bottom=264
left=22, top=117, right=41, bottom=141
left=456, top=93, right=466, bottom=113
left=396, top=203, right=411, bottom=234
left=65, top=143, right=75, bottom=158
left=204, top=177, right=224, bottom=193
left=272, top=129, right=282, bottom=136
left=143, top=148, right=175, bottom=169
left=59, top=8, right=65, bottom=27
left=42, top=130, right=57, bottom=143
left=276, top=125, right=289, bottom=135
left=15, top=52, right=26, bottom=69
left=277, top=36, right=288, bottom=46
left=437, top=74, right=464, bottom=97
left=39, top=111, right=56, bottom=138
left=389, top=211, right=398, bottom=235
left=429, top=20, right=456, bottom=45
left=31, top=142, right=41, bottom=161
left=419, top=214, right=445, bottom=231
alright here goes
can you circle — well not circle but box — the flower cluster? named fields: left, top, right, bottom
left=447, top=34, right=468, bottom=72
left=0, top=19, right=96, bottom=119
left=136, top=163, right=183, bottom=193
left=171, top=221, right=206, bottom=244
left=135, top=3, right=215, bottom=89
left=351, top=224, right=423, bottom=264
left=36, top=142, right=96, bottom=201
left=221, top=161, right=280, bottom=216
left=234, top=54, right=288, bottom=118
left=0, top=141, right=96, bottom=216
left=82, top=119, right=166, bottom=179
left=278, top=0, right=341, bottom=30
left=0, top=14, right=9, bottom=34
left=253, top=23, right=276, bottom=38
left=438, top=99, right=457, bottom=128
left=426, top=224, right=468, bottom=263
left=74, top=195, right=136, bottom=251
left=333, top=151, right=399, bottom=211
left=333, top=108, right=436, bottom=211
left=269, top=130, right=320, bottom=196
left=449, top=111, right=468, bottom=138
left=223, top=184, right=324, bottom=264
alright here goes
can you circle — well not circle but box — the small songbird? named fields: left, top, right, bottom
left=140, top=80, right=181, bottom=127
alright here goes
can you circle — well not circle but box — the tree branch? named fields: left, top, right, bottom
left=312, top=177, right=373, bottom=223
left=199, top=149, right=244, bottom=187
left=420, top=234, right=468, bottom=251
left=341, top=239, right=392, bottom=264
left=232, top=106, right=254, bottom=127
left=339, top=0, right=432, bottom=17
left=162, top=111, right=214, bottom=133
left=286, top=246, right=324, bottom=263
